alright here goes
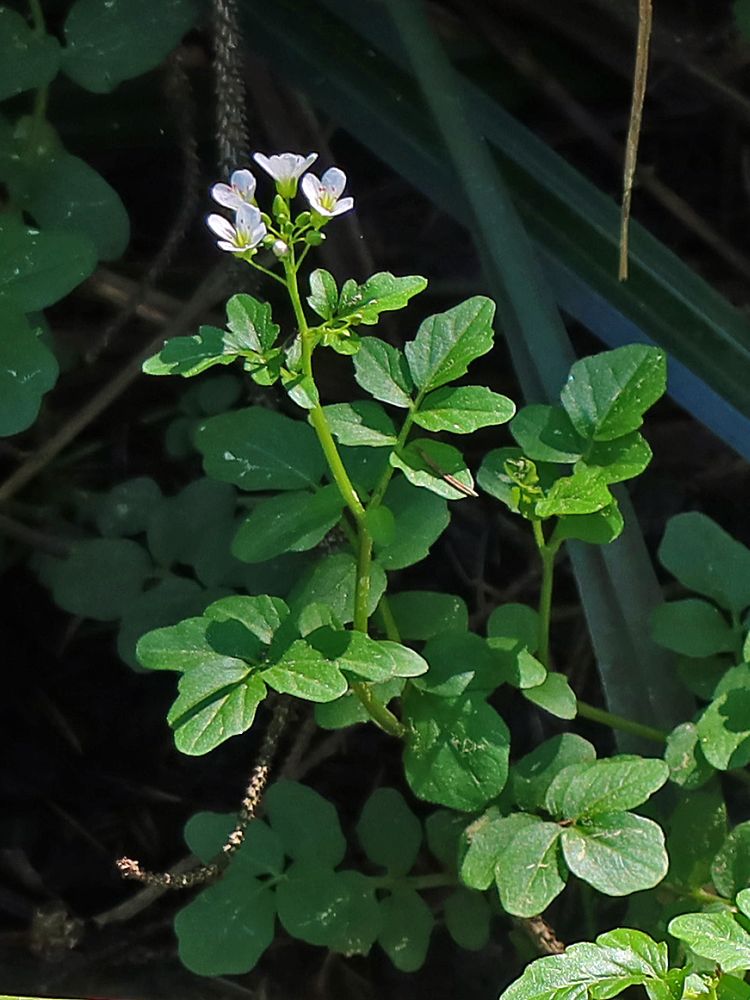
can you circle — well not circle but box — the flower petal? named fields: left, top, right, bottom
left=321, top=166, right=347, bottom=198
left=207, top=213, right=235, bottom=240
left=230, top=169, right=256, bottom=199
left=330, top=196, right=354, bottom=217
left=210, top=183, right=240, bottom=209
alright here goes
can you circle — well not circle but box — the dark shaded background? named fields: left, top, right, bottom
left=2, top=1, right=750, bottom=996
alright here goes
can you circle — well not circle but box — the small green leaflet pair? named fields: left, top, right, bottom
left=136, top=594, right=427, bottom=755
left=480, top=344, right=666, bottom=544
left=501, top=925, right=750, bottom=1000
left=174, top=782, right=488, bottom=977
left=461, top=743, right=670, bottom=916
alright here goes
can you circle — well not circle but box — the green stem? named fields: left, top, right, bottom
left=282, top=253, right=404, bottom=737
left=28, top=0, right=44, bottom=32
left=377, top=595, right=402, bottom=642
left=351, top=681, right=406, bottom=738
left=576, top=700, right=667, bottom=744
left=662, top=882, right=733, bottom=908
left=369, top=397, right=421, bottom=509
left=372, top=871, right=456, bottom=891
left=249, top=259, right=286, bottom=286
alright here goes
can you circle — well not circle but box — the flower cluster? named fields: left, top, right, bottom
left=206, top=152, right=354, bottom=257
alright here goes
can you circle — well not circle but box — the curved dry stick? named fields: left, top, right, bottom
left=116, top=702, right=290, bottom=890
left=620, top=0, right=653, bottom=281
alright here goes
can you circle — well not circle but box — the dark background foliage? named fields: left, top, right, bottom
left=2, top=0, right=750, bottom=997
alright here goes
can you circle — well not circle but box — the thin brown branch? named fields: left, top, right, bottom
left=620, top=0, right=652, bottom=281
left=116, top=701, right=290, bottom=890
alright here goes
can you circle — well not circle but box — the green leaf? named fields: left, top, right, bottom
left=0, top=9, right=60, bottom=100
left=534, top=466, right=612, bottom=518
left=308, top=627, right=428, bottom=681
left=561, top=812, right=669, bottom=895
left=738, top=889, right=750, bottom=918
left=390, top=438, right=475, bottom=500
left=0, top=215, right=96, bottom=310
left=712, top=820, right=750, bottom=898
left=386, top=590, right=468, bottom=640
left=336, top=271, right=428, bottom=326
left=0, top=298, right=58, bottom=436
left=510, top=405, right=586, bottom=462
left=651, top=599, right=735, bottom=657
left=425, top=809, right=466, bottom=867
left=28, top=152, right=129, bottom=261
left=403, top=688, right=510, bottom=811
left=499, top=928, right=670, bottom=1000
left=494, top=817, right=566, bottom=917
left=736, top=0, right=750, bottom=38
left=459, top=808, right=522, bottom=891
left=696, top=671, right=750, bottom=770
left=62, top=0, right=199, bottom=93
left=658, top=513, right=750, bottom=615
left=261, top=639, right=347, bottom=701
left=168, top=668, right=266, bottom=755
left=487, top=603, right=540, bottom=654
left=307, top=268, right=338, bottom=320
left=584, top=433, right=653, bottom=484
left=175, top=877, right=276, bottom=976
left=404, top=295, right=496, bottom=392
left=137, top=616, right=225, bottom=672
left=353, top=337, right=414, bottom=408
left=523, top=672, right=577, bottom=720
left=232, top=486, right=344, bottom=563
left=184, top=811, right=282, bottom=874
left=320, top=401, right=397, bottom=447
left=476, top=446, right=530, bottom=512
left=314, top=678, right=404, bottom=730
left=413, top=630, right=503, bottom=697
left=667, top=785, right=726, bottom=890
left=289, top=552, right=386, bottom=625
left=443, top=888, right=491, bottom=951
left=665, top=723, right=715, bottom=790
left=265, top=780, right=346, bottom=866
left=550, top=503, right=625, bottom=546
left=49, top=538, right=151, bottom=621
left=378, top=889, right=434, bottom=971
left=375, top=476, right=450, bottom=570
left=204, top=594, right=290, bottom=646
left=357, top=788, right=422, bottom=875
left=413, top=385, right=515, bottom=433
left=143, top=326, right=238, bottom=378
left=145, top=478, right=238, bottom=586
left=196, top=406, right=326, bottom=491
left=95, top=477, right=162, bottom=537
left=545, top=757, right=669, bottom=820
left=275, top=863, right=376, bottom=950
left=363, top=504, right=395, bottom=545
left=559, top=345, right=667, bottom=442
left=117, top=576, right=206, bottom=669
left=225, top=293, right=279, bottom=353
left=512, top=734, right=597, bottom=813
left=668, top=912, right=750, bottom=973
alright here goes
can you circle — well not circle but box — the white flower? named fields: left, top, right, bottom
left=206, top=203, right=267, bottom=254
left=253, top=151, right=317, bottom=197
left=210, top=169, right=256, bottom=211
left=301, top=167, right=354, bottom=218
